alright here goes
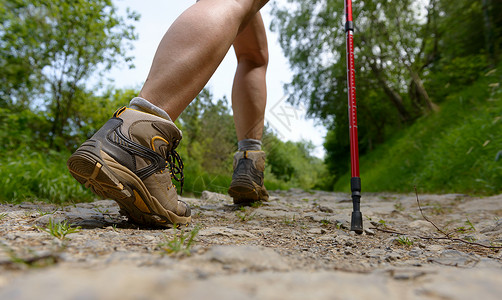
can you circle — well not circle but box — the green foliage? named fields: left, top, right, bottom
left=178, top=89, right=236, bottom=176
left=0, top=87, right=324, bottom=204
left=175, top=88, right=325, bottom=195
left=36, top=208, right=59, bottom=216
left=263, top=132, right=326, bottom=190
left=378, top=219, right=388, bottom=228
left=236, top=210, right=256, bottom=222
left=158, top=225, right=200, bottom=256
left=397, top=236, right=414, bottom=247
left=455, top=219, right=476, bottom=234
left=0, top=1, right=325, bottom=204
left=320, top=219, right=331, bottom=226
left=335, top=66, right=502, bottom=194
left=270, top=0, right=434, bottom=184
left=0, top=0, right=138, bottom=144
left=464, top=219, right=476, bottom=232
left=35, top=219, right=81, bottom=241
left=66, top=88, right=135, bottom=150
left=425, top=54, right=487, bottom=101
left=283, top=214, right=297, bottom=226
left=271, top=0, right=502, bottom=187
left=174, top=89, right=234, bottom=195
left=0, top=108, right=94, bottom=203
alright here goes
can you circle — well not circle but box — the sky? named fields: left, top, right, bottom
left=107, top=0, right=327, bottom=157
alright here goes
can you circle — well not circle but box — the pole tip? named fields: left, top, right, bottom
left=350, top=211, right=363, bottom=234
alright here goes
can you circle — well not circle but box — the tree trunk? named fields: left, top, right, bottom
left=409, top=68, right=439, bottom=112
left=482, top=0, right=496, bottom=67
left=369, top=62, right=412, bottom=122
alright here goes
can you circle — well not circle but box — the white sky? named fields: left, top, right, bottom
left=107, top=0, right=327, bottom=158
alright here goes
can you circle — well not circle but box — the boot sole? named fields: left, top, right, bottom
left=228, top=180, right=267, bottom=205
left=67, top=147, right=190, bottom=227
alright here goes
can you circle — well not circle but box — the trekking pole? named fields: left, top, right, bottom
left=344, top=0, right=363, bottom=234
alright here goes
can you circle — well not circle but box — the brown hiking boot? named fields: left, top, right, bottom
left=228, top=150, right=269, bottom=205
left=67, top=107, right=191, bottom=227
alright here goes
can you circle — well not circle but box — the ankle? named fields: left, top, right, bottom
left=238, top=139, right=262, bottom=151
left=129, top=97, right=172, bottom=121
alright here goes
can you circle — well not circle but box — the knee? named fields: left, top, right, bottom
left=236, top=47, right=269, bottom=68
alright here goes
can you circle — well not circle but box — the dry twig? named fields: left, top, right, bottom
left=369, top=187, right=502, bottom=250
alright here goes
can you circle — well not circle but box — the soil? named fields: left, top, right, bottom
left=1, top=189, right=501, bottom=299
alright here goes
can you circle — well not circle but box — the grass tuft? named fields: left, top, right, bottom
left=158, top=225, right=200, bottom=256
left=34, top=219, right=81, bottom=240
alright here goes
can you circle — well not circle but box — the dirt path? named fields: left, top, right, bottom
left=1, top=190, right=501, bottom=299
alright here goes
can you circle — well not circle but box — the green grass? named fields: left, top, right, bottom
left=179, top=170, right=231, bottom=196
left=0, top=146, right=292, bottom=204
left=174, top=157, right=291, bottom=197
left=335, top=66, right=502, bottom=195
left=397, top=236, right=414, bottom=247
left=34, top=219, right=81, bottom=241
left=158, top=225, right=200, bottom=256
left=0, top=149, right=95, bottom=204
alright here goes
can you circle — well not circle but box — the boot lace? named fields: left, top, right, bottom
left=167, top=147, right=184, bottom=195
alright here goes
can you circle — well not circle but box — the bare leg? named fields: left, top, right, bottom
left=232, top=12, right=268, bottom=141
left=139, top=0, right=269, bottom=121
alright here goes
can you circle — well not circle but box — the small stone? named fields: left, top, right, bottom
left=316, top=234, right=335, bottom=242
left=426, top=245, right=445, bottom=252
left=391, top=269, right=427, bottom=280
left=142, top=235, right=157, bottom=242
left=408, top=220, right=436, bottom=232
left=364, top=228, right=375, bottom=236
left=199, top=245, right=290, bottom=271
left=307, top=228, right=325, bottom=234
left=384, top=237, right=400, bottom=246
left=366, top=249, right=385, bottom=259
left=408, top=247, right=423, bottom=257
left=4, top=233, right=19, bottom=241
left=198, top=227, right=257, bottom=238
left=200, top=191, right=229, bottom=202
left=428, top=250, right=480, bottom=267
left=384, top=252, right=402, bottom=262
left=480, top=219, right=502, bottom=233
left=34, top=212, right=67, bottom=226
left=318, top=206, right=334, bottom=213
left=334, top=235, right=353, bottom=246
left=73, top=219, right=106, bottom=229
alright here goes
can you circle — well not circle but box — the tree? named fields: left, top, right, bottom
left=422, top=0, right=501, bottom=100
left=0, top=0, right=138, bottom=147
left=271, top=0, right=502, bottom=188
left=178, top=89, right=237, bottom=174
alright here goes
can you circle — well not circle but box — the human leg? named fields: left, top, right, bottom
left=228, top=12, right=269, bottom=204
left=139, top=0, right=269, bottom=121
left=231, top=12, right=268, bottom=142
left=68, top=0, right=270, bottom=226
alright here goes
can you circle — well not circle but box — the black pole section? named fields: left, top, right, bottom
left=350, top=177, right=363, bottom=233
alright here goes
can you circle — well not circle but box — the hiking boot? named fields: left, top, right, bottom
left=228, top=150, right=269, bottom=205
left=67, top=107, right=191, bottom=227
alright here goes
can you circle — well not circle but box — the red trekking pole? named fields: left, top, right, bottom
left=345, top=0, right=363, bottom=234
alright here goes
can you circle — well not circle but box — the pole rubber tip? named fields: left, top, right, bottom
left=350, top=211, right=363, bottom=234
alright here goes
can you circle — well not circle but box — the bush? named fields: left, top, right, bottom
left=0, top=149, right=94, bottom=203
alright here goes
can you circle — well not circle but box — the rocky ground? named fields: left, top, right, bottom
left=0, top=190, right=501, bottom=300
